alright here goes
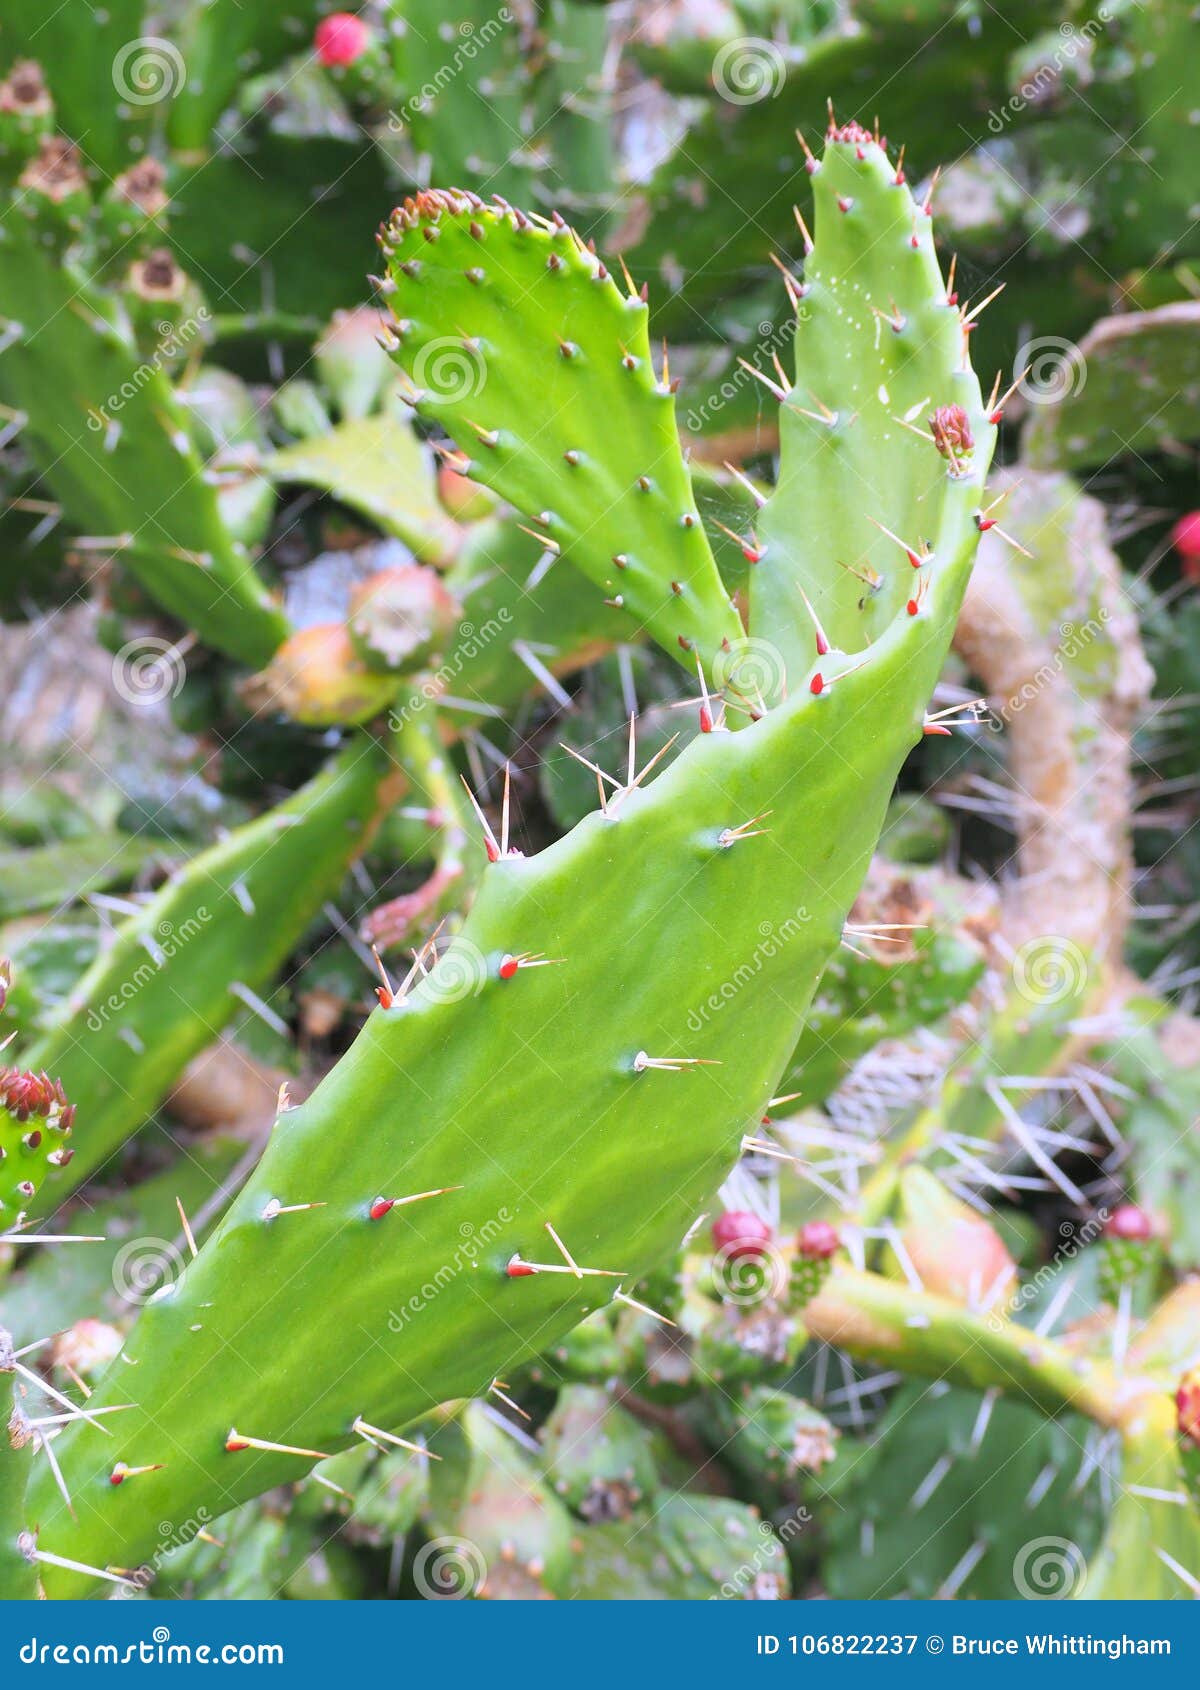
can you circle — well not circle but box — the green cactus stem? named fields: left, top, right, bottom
left=23, top=737, right=392, bottom=1208
left=0, top=211, right=288, bottom=667
left=0, top=1327, right=38, bottom=1599
left=799, top=1263, right=1118, bottom=1426
left=166, top=0, right=327, bottom=159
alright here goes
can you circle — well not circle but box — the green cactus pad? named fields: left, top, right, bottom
left=0, top=216, right=288, bottom=667
left=379, top=189, right=744, bottom=670
left=24, top=737, right=390, bottom=1207
left=754, top=123, right=995, bottom=671
left=0, top=1328, right=37, bottom=1599
left=824, top=1381, right=1105, bottom=1598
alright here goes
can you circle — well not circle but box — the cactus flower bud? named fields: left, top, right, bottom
left=711, top=1210, right=772, bottom=1261
left=1177, top=1368, right=1200, bottom=1448
left=797, top=1220, right=841, bottom=1260
left=1170, top=512, right=1200, bottom=581
left=314, top=13, right=371, bottom=68
left=1105, top=1203, right=1153, bottom=1242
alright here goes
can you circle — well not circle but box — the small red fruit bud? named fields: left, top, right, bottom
left=1170, top=512, right=1200, bottom=581
left=810, top=672, right=824, bottom=695
left=315, top=13, right=371, bottom=67
left=1177, top=1368, right=1200, bottom=1447
left=797, top=1220, right=840, bottom=1260
left=929, top=405, right=974, bottom=460
left=369, top=1197, right=395, bottom=1221
left=711, top=1210, right=772, bottom=1261
left=1105, top=1203, right=1153, bottom=1242
left=498, top=955, right=520, bottom=981
left=505, top=1254, right=536, bottom=1278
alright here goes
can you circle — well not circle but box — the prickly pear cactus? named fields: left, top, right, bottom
left=25, top=123, right=998, bottom=1595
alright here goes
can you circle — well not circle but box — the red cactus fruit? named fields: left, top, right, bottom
left=797, top=1220, right=841, bottom=1260
left=1105, top=1203, right=1153, bottom=1242
left=1170, top=512, right=1200, bottom=580
left=1177, top=1368, right=1200, bottom=1447
left=315, top=13, right=371, bottom=68
left=711, top=1210, right=772, bottom=1261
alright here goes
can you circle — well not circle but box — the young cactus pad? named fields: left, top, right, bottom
left=754, top=119, right=996, bottom=674
left=27, top=129, right=995, bottom=1592
left=377, top=192, right=744, bottom=671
